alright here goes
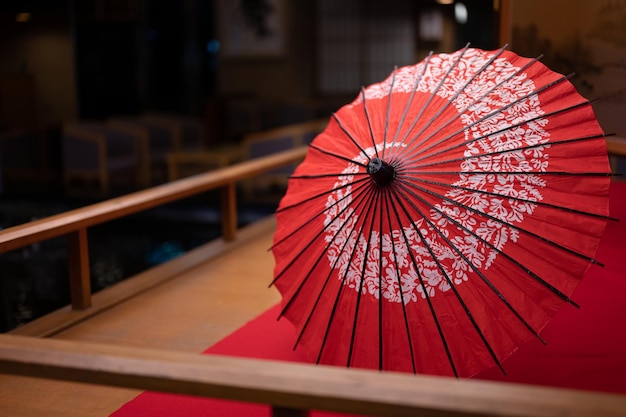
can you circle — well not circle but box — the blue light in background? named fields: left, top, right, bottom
left=206, top=39, right=221, bottom=54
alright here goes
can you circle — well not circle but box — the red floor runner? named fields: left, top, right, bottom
left=111, top=183, right=626, bottom=416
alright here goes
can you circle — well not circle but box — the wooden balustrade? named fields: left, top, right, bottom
left=1, top=334, right=625, bottom=417
left=0, top=146, right=308, bottom=311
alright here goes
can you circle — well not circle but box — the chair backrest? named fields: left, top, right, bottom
left=63, top=123, right=139, bottom=169
left=241, top=119, right=328, bottom=176
left=108, top=119, right=176, bottom=157
left=242, top=119, right=328, bottom=156
left=141, top=113, right=206, bottom=151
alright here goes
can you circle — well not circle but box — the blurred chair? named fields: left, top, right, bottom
left=219, top=94, right=262, bottom=143
left=140, top=113, right=206, bottom=151
left=0, top=124, right=63, bottom=196
left=166, top=146, right=242, bottom=182
left=240, top=119, right=328, bottom=202
left=106, top=118, right=179, bottom=186
left=107, top=114, right=207, bottom=185
left=62, top=123, right=141, bottom=198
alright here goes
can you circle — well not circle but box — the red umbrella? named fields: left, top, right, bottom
left=270, top=45, right=613, bottom=378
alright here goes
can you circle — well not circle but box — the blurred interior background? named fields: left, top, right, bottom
left=0, top=0, right=624, bottom=331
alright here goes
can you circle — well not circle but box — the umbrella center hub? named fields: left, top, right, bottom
left=367, top=158, right=396, bottom=186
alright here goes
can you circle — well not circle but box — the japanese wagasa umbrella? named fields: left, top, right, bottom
left=270, top=46, right=612, bottom=378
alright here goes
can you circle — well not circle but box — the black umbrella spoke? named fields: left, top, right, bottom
left=292, top=215, right=359, bottom=349
left=413, top=133, right=610, bottom=173
left=393, top=44, right=471, bottom=158
left=401, top=73, right=575, bottom=164
left=383, top=190, right=417, bottom=373
left=377, top=187, right=385, bottom=370
left=400, top=45, right=507, bottom=156
left=316, top=186, right=380, bottom=365
left=388, top=52, right=433, bottom=154
left=396, top=179, right=580, bottom=309
left=309, top=143, right=368, bottom=168
left=388, top=52, right=544, bottom=162
left=403, top=170, right=611, bottom=177
left=395, top=181, right=552, bottom=336
left=409, top=98, right=593, bottom=166
left=271, top=178, right=372, bottom=252
left=396, top=177, right=603, bottom=267
left=331, top=112, right=371, bottom=162
left=276, top=175, right=370, bottom=214
left=361, top=87, right=381, bottom=160
left=271, top=180, right=375, bottom=285
left=290, top=172, right=370, bottom=180
left=279, top=182, right=375, bottom=323
left=381, top=66, right=397, bottom=161
left=390, top=185, right=507, bottom=373
left=291, top=183, right=378, bottom=348
left=347, top=189, right=381, bottom=368
left=386, top=185, right=459, bottom=377
left=389, top=53, right=544, bottom=162
left=403, top=174, right=615, bottom=221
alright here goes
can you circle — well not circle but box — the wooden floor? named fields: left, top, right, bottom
left=0, top=217, right=281, bottom=417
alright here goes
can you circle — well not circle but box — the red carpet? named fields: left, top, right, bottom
left=111, top=182, right=626, bottom=416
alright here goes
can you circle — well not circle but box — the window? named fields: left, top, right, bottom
left=316, top=0, right=416, bottom=95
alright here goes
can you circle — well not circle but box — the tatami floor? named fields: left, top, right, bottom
left=0, top=217, right=281, bottom=417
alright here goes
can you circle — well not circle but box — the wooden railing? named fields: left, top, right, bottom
left=1, top=334, right=625, bottom=417
left=1, top=137, right=624, bottom=313
left=1, top=140, right=626, bottom=416
left=607, top=136, right=626, bottom=175
left=0, top=146, right=307, bottom=311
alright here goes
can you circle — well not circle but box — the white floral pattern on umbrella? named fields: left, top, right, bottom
left=271, top=46, right=612, bottom=378
left=324, top=49, right=549, bottom=303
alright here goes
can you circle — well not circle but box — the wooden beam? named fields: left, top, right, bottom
left=0, top=335, right=625, bottom=417
left=67, top=228, right=91, bottom=310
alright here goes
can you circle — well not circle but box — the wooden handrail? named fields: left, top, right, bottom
left=606, top=136, right=626, bottom=157
left=1, top=334, right=625, bottom=417
left=0, top=146, right=307, bottom=253
left=0, top=146, right=307, bottom=310
left=1, top=136, right=623, bottom=254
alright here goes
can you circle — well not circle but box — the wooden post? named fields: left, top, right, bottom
left=220, top=182, right=237, bottom=241
left=67, top=228, right=92, bottom=310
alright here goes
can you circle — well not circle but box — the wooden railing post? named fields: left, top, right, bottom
left=67, top=228, right=92, bottom=310
left=220, top=182, right=237, bottom=241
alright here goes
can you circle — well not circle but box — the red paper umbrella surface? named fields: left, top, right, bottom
left=270, top=46, right=613, bottom=378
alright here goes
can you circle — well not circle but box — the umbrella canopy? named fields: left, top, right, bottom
left=271, top=46, right=612, bottom=378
